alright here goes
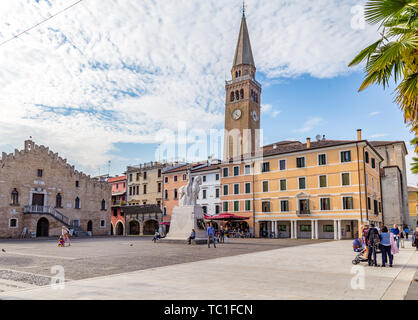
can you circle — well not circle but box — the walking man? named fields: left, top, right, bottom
left=404, top=226, right=409, bottom=240
left=367, top=224, right=380, bottom=266
left=207, top=223, right=216, bottom=248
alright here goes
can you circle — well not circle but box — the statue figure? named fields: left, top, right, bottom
left=178, top=185, right=187, bottom=206
left=178, top=168, right=202, bottom=206
left=191, top=176, right=202, bottom=205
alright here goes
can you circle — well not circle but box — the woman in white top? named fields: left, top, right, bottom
left=61, top=226, right=71, bottom=246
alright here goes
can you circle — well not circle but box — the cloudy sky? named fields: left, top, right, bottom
left=0, top=0, right=416, bottom=184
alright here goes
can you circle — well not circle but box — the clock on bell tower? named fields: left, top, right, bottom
left=224, top=10, right=261, bottom=160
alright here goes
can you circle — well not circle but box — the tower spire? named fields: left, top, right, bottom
left=232, top=7, right=255, bottom=68
left=242, top=0, right=246, bottom=17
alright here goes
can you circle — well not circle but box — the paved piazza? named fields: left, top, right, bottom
left=0, top=237, right=416, bottom=300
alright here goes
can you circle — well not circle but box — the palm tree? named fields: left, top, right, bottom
left=349, top=0, right=418, bottom=132
left=411, top=134, right=418, bottom=173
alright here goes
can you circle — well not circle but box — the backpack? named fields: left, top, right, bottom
left=370, top=231, right=380, bottom=246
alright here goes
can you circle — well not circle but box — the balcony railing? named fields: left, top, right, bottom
left=297, top=209, right=311, bottom=216
left=225, top=74, right=261, bottom=88
left=24, top=205, right=71, bottom=226
left=112, top=200, right=126, bottom=207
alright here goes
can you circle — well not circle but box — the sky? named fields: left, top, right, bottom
left=0, top=0, right=416, bottom=185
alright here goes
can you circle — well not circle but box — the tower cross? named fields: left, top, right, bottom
left=242, top=0, right=247, bottom=16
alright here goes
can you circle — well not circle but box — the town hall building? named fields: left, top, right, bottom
left=0, top=140, right=111, bottom=238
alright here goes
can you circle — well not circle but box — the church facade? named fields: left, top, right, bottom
left=0, top=140, right=111, bottom=238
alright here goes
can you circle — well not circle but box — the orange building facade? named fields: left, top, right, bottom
left=108, top=175, right=126, bottom=236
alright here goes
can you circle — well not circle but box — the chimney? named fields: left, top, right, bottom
left=357, top=129, right=362, bottom=141
left=306, top=138, right=311, bottom=149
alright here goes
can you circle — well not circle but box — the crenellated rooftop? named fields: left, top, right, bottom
left=0, top=140, right=108, bottom=189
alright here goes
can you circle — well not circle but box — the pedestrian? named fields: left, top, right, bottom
left=362, top=224, right=370, bottom=248
left=367, top=223, right=380, bottom=267
left=207, top=223, right=216, bottom=248
left=152, top=230, right=160, bottom=243
left=390, top=224, right=400, bottom=248
left=380, top=226, right=393, bottom=267
left=413, top=227, right=418, bottom=251
left=61, top=226, right=71, bottom=246
left=404, top=226, right=409, bottom=240
left=219, top=226, right=225, bottom=243
left=399, top=226, right=405, bottom=248
left=187, top=229, right=196, bottom=245
left=224, top=225, right=230, bottom=243
left=57, top=235, right=65, bottom=247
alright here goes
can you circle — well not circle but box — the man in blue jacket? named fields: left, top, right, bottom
left=207, top=223, right=216, bottom=248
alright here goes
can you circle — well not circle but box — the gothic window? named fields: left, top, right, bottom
left=101, top=199, right=106, bottom=210
left=56, top=193, right=62, bottom=208
left=240, top=89, right=244, bottom=99
left=235, top=91, right=239, bottom=100
left=238, top=70, right=241, bottom=77
left=11, top=189, right=18, bottom=205
left=230, top=92, right=235, bottom=102
left=75, top=197, right=80, bottom=209
left=255, top=93, right=258, bottom=103
left=235, top=71, right=239, bottom=78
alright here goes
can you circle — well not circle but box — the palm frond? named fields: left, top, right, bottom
left=348, top=39, right=383, bottom=67
left=365, top=0, right=416, bottom=25
left=395, top=72, right=418, bottom=121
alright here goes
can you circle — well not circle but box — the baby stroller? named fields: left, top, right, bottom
left=352, top=246, right=369, bottom=265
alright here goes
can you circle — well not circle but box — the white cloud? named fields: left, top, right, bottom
left=406, top=148, right=418, bottom=186
left=369, top=112, right=380, bottom=116
left=294, top=117, right=325, bottom=133
left=261, top=104, right=281, bottom=118
left=0, top=0, right=378, bottom=171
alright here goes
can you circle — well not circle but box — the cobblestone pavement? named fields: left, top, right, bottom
left=0, top=240, right=416, bottom=300
left=0, top=237, right=324, bottom=286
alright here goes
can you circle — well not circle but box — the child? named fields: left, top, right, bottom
left=58, top=236, right=65, bottom=247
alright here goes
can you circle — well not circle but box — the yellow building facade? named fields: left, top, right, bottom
left=408, top=186, right=418, bottom=227
left=250, top=135, right=383, bottom=239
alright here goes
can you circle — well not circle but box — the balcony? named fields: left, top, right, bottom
left=112, top=200, right=126, bottom=207
left=225, top=74, right=261, bottom=88
left=297, top=209, right=311, bottom=216
left=24, top=205, right=71, bottom=226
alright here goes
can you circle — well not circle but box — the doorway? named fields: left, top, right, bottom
left=36, top=218, right=49, bottom=237
left=32, top=193, right=45, bottom=206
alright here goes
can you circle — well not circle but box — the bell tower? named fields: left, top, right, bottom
left=224, top=9, right=261, bottom=160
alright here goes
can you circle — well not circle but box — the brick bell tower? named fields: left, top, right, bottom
left=224, top=9, right=261, bottom=160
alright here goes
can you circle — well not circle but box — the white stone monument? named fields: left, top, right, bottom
left=163, top=169, right=207, bottom=244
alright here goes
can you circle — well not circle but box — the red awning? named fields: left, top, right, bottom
left=159, top=222, right=170, bottom=225
left=204, top=213, right=249, bottom=221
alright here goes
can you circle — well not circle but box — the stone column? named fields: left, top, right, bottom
left=290, top=221, right=294, bottom=239
left=334, top=220, right=338, bottom=240
left=275, top=221, right=278, bottom=238
left=294, top=220, right=298, bottom=239
left=315, top=220, right=319, bottom=239
left=311, top=220, right=315, bottom=239
left=337, top=220, right=342, bottom=240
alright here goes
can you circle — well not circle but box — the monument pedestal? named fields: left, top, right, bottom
left=160, top=205, right=207, bottom=244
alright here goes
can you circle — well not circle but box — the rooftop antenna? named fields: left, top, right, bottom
left=107, top=160, right=111, bottom=176
left=315, top=134, right=321, bottom=142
